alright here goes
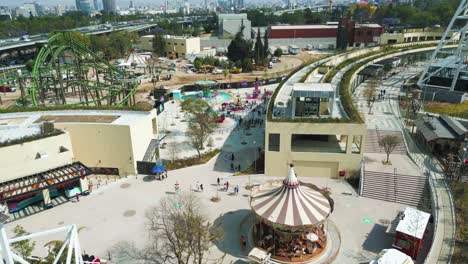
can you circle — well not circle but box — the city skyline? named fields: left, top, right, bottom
left=1, top=0, right=210, bottom=8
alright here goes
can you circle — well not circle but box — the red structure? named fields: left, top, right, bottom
left=337, top=18, right=383, bottom=49
left=267, top=25, right=337, bottom=39
left=393, top=207, right=431, bottom=259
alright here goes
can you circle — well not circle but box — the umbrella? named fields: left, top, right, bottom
left=151, top=165, right=165, bottom=174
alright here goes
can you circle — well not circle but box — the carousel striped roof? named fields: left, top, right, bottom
left=250, top=164, right=331, bottom=227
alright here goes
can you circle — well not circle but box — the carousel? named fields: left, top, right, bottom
left=249, top=164, right=333, bottom=263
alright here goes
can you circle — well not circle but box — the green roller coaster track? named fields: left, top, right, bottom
left=20, top=32, right=139, bottom=107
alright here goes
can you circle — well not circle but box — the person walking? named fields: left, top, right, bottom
left=231, top=153, right=235, bottom=161
left=217, top=177, right=220, bottom=186
left=223, top=182, right=227, bottom=192
left=226, top=181, right=230, bottom=191
left=200, top=184, right=204, bottom=192
left=75, top=193, right=80, bottom=202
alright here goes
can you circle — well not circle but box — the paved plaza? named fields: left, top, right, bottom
left=6, top=155, right=409, bottom=263
left=2, top=64, right=431, bottom=263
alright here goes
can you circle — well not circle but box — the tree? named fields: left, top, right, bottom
left=263, top=30, right=269, bottom=61
left=181, top=98, right=218, bottom=159
left=379, top=135, right=401, bottom=164
left=364, top=78, right=378, bottom=114
left=254, top=28, right=264, bottom=66
left=242, top=58, right=254, bottom=72
left=193, top=59, right=202, bottom=70
left=112, top=193, right=223, bottom=264
left=227, top=22, right=253, bottom=64
left=274, top=48, right=283, bottom=57
left=168, top=142, right=180, bottom=162
left=202, top=24, right=212, bottom=34
left=153, top=28, right=166, bottom=57
left=383, top=63, right=393, bottom=73
left=11, top=225, right=35, bottom=259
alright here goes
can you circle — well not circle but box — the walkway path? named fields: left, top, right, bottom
left=350, top=63, right=456, bottom=264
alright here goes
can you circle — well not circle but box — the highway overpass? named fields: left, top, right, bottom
left=0, top=21, right=158, bottom=56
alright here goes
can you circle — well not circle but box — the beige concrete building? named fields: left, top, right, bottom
left=0, top=109, right=157, bottom=217
left=140, top=35, right=201, bottom=58
left=266, top=82, right=366, bottom=178
left=0, top=109, right=158, bottom=179
left=380, top=28, right=450, bottom=45
left=0, top=132, right=74, bottom=183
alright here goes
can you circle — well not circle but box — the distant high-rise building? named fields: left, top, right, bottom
left=102, top=0, right=117, bottom=13
left=15, top=3, right=41, bottom=18
left=75, top=0, right=93, bottom=14
left=0, top=6, right=12, bottom=20
left=129, top=1, right=134, bottom=8
left=237, top=0, right=244, bottom=9
left=55, top=4, right=65, bottom=16
left=93, top=0, right=102, bottom=11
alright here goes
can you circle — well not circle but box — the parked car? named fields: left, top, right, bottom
left=212, top=68, right=223, bottom=75
left=0, top=86, right=16, bottom=93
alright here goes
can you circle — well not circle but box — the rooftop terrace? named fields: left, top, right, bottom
left=271, top=60, right=347, bottom=121
left=0, top=109, right=154, bottom=143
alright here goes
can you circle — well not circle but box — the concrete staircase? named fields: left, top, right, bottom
left=361, top=170, right=431, bottom=212
left=365, top=129, right=407, bottom=154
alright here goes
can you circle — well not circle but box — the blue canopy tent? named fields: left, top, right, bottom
left=151, top=165, right=165, bottom=174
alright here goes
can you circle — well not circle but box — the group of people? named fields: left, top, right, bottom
left=377, top=89, right=387, bottom=101
left=216, top=177, right=239, bottom=195
left=157, top=171, right=168, bottom=181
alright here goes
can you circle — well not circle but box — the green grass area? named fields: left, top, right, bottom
left=165, top=149, right=221, bottom=171
left=424, top=102, right=468, bottom=119
left=451, top=182, right=468, bottom=263
left=323, top=51, right=382, bottom=83
left=268, top=43, right=440, bottom=124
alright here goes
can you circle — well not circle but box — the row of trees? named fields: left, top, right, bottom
left=0, top=11, right=218, bottom=39
left=244, top=1, right=460, bottom=29
left=245, top=9, right=328, bottom=27
left=0, top=12, right=144, bottom=38
left=226, top=26, right=270, bottom=72
left=349, top=1, right=460, bottom=27
left=89, top=31, right=138, bottom=59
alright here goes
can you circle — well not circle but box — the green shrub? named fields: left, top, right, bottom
left=165, top=149, right=221, bottom=171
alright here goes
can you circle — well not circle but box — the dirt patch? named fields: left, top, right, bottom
left=120, top=183, right=131, bottom=189
left=123, top=210, right=136, bottom=217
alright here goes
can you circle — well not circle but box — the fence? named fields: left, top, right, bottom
left=136, top=161, right=157, bottom=175
left=180, top=77, right=284, bottom=92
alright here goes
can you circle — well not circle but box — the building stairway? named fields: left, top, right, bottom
left=361, top=170, right=431, bottom=212
left=365, top=129, right=407, bottom=154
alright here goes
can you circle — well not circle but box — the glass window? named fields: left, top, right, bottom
left=268, top=134, right=280, bottom=152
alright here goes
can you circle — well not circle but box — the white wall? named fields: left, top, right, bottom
left=0, top=133, right=74, bottom=183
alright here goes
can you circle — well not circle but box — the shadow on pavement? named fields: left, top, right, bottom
left=142, top=175, right=156, bottom=182
left=362, top=224, right=393, bottom=253
left=213, top=100, right=267, bottom=173
left=212, top=209, right=251, bottom=259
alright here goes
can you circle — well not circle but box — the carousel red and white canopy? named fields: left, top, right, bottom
left=250, top=164, right=331, bottom=227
